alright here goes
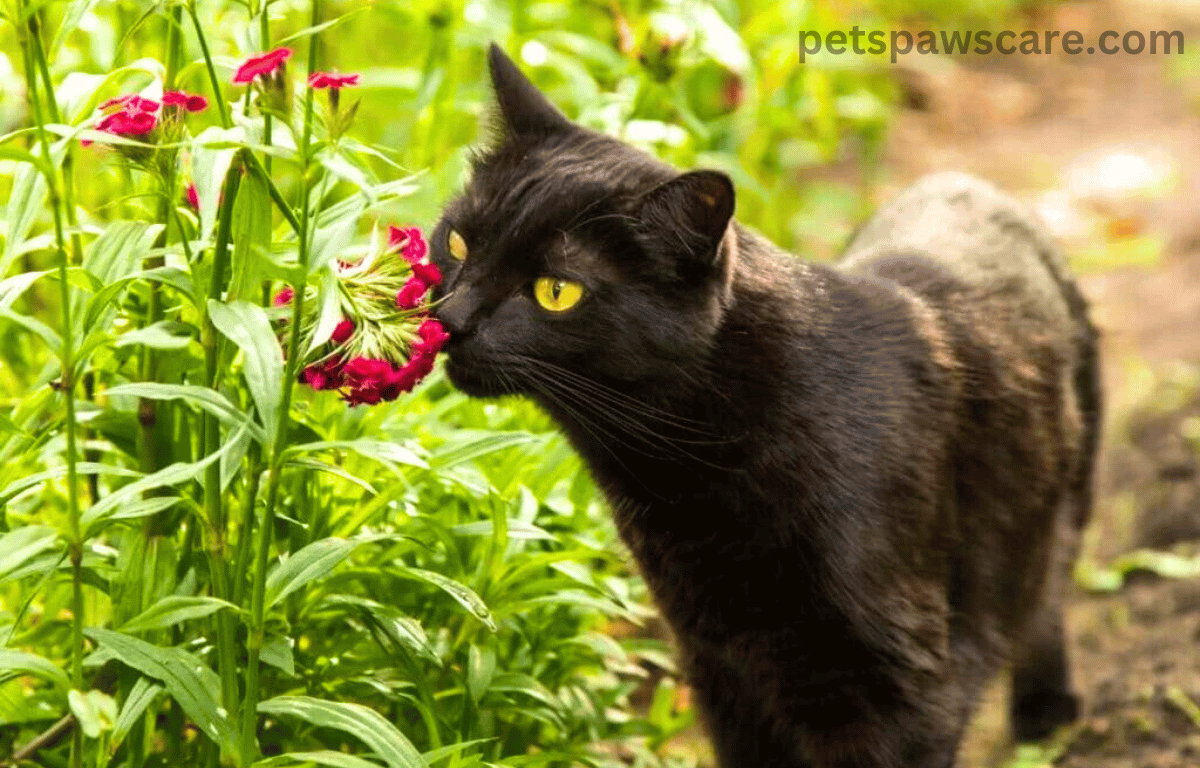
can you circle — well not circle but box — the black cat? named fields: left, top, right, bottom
left=430, top=44, right=1101, bottom=768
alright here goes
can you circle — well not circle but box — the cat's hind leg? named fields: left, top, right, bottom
left=1010, top=322, right=1100, bottom=742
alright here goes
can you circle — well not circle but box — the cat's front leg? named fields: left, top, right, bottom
left=684, top=643, right=815, bottom=768
left=699, top=630, right=969, bottom=768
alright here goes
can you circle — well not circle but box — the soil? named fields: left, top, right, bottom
left=640, top=2, right=1200, bottom=765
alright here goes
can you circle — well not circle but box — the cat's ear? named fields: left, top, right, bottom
left=636, top=170, right=735, bottom=276
left=487, top=43, right=571, bottom=136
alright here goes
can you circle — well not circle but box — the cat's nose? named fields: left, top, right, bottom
left=434, top=288, right=474, bottom=340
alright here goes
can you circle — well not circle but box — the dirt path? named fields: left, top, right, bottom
left=882, top=2, right=1200, bottom=764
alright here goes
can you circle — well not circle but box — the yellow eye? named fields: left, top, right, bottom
left=534, top=277, right=584, bottom=312
left=448, top=229, right=468, bottom=261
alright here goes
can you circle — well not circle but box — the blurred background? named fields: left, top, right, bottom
left=2, top=1, right=1200, bottom=766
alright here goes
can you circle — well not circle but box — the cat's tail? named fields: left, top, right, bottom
left=1061, top=276, right=1102, bottom=531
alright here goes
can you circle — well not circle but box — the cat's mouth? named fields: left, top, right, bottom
left=443, top=356, right=518, bottom=398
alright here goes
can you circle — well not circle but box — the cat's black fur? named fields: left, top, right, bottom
left=430, top=44, right=1102, bottom=768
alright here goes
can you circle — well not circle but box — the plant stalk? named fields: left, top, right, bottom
left=239, top=1, right=322, bottom=760
left=19, top=7, right=84, bottom=768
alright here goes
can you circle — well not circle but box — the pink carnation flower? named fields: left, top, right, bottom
left=387, top=226, right=428, bottom=264
left=185, top=183, right=200, bottom=212
left=99, top=94, right=160, bottom=113
left=162, top=90, right=209, bottom=112
left=308, top=72, right=360, bottom=90
left=233, top=48, right=292, bottom=85
left=273, top=286, right=294, bottom=307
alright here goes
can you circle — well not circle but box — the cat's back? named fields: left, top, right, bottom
left=836, top=171, right=1076, bottom=336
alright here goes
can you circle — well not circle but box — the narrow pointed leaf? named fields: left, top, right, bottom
left=258, top=695, right=425, bottom=768
left=209, top=300, right=284, bottom=449
left=0, top=649, right=71, bottom=690
left=118, top=596, right=238, bottom=633
left=86, top=628, right=238, bottom=757
left=392, top=567, right=497, bottom=632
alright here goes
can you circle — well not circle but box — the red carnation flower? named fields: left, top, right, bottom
left=395, top=277, right=429, bottom=310
left=99, top=94, right=160, bottom=113
left=410, top=261, right=442, bottom=288
left=162, top=90, right=209, bottom=112
left=301, top=357, right=346, bottom=391
left=232, top=47, right=292, bottom=85
left=413, top=318, right=450, bottom=356
left=185, top=183, right=200, bottom=212
left=387, top=226, right=428, bottom=264
left=331, top=319, right=355, bottom=345
left=273, top=286, right=294, bottom=306
left=308, top=72, right=360, bottom=90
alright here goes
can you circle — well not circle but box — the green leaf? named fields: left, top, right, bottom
left=192, top=127, right=241, bottom=240
left=258, top=695, right=425, bottom=768
left=308, top=216, right=357, bottom=273
left=266, top=536, right=384, bottom=609
left=261, top=635, right=295, bottom=676
left=68, top=689, right=118, bottom=738
left=489, top=672, right=561, bottom=712
left=452, top=519, right=556, bottom=541
left=274, top=6, right=369, bottom=46
left=86, top=628, right=239, bottom=757
left=208, top=300, right=284, bottom=449
left=51, top=0, right=101, bottom=57
left=114, top=320, right=195, bottom=350
left=106, top=383, right=266, bottom=444
left=466, top=644, right=496, bottom=703
left=0, top=306, right=61, bottom=353
left=230, top=164, right=273, bottom=303
left=428, top=432, right=545, bottom=470
left=392, top=567, right=497, bottom=632
left=111, top=677, right=164, bottom=749
left=0, top=649, right=71, bottom=690
left=326, top=595, right=440, bottom=667
left=81, top=425, right=248, bottom=535
left=284, top=457, right=376, bottom=495
left=419, top=740, right=494, bottom=767
left=83, top=221, right=163, bottom=284
left=117, top=596, right=238, bottom=633
left=254, top=751, right=386, bottom=768
left=304, top=267, right=344, bottom=357
left=2, top=161, right=48, bottom=277
left=0, top=525, right=61, bottom=583
left=288, top=439, right=428, bottom=471
left=0, top=269, right=53, bottom=311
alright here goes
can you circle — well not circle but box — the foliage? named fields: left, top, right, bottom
left=0, top=1, right=896, bottom=768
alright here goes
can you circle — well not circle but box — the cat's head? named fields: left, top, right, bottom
left=431, top=44, right=738, bottom=399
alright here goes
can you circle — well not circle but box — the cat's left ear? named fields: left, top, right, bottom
left=487, top=43, right=572, bottom=136
left=636, top=170, right=735, bottom=277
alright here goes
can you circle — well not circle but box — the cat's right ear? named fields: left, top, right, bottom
left=636, top=170, right=735, bottom=280
left=487, top=43, right=572, bottom=136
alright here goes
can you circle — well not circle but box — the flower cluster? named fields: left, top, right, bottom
left=277, top=226, right=450, bottom=406
left=84, top=89, right=208, bottom=147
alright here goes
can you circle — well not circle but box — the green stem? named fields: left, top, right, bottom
left=242, top=150, right=302, bottom=236
left=139, top=5, right=187, bottom=533
left=188, top=1, right=232, bottom=129
left=28, top=9, right=83, bottom=269
left=239, top=2, right=323, bottom=761
left=259, top=9, right=273, bottom=176
left=204, top=159, right=245, bottom=739
left=20, top=8, right=82, bottom=768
